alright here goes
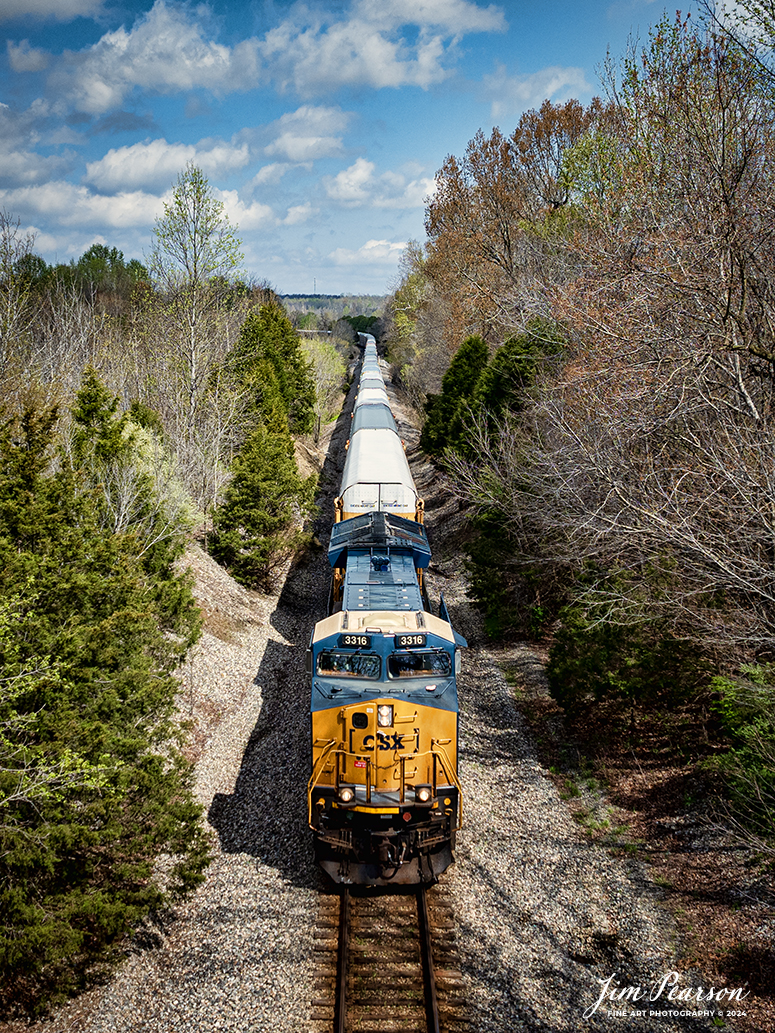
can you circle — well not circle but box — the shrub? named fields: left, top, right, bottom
left=547, top=588, right=712, bottom=716
left=709, top=665, right=775, bottom=850
left=420, top=334, right=487, bottom=454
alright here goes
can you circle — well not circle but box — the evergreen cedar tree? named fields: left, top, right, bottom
left=226, top=304, right=316, bottom=435
left=209, top=423, right=315, bottom=590
left=420, top=334, right=487, bottom=454
left=209, top=303, right=317, bottom=589
left=421, top=321, right=563, bottom=458
left=0, top=375, right=208, bottom=1009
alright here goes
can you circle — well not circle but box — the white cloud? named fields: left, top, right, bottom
left=50, top=1, right=261, bottom=115
left=216, top=189, right=276, bottom=230
left=251, top=163, right=296, bottom=187
left=0, top=0, right=103, bottom=22
left=324, top=157, right=435, bottom=208
left=329, top=238, right=406, bottom=265
left=0, top=181, right=163, bottom=229
left=0, top=176, right=280, bottom=264
left=84, top=137, right=251, bottom=192
left=7, top=40, right=50, bottom=72
left=262, top=12, right=443, bottom=94
left=45, top=126, right=86, bottom=145
left=356, top=0, right=506, bottom=34
left=264, top=105, right=350, bottom=161
left=0, top=103, right=75, bottom=185
left=375, top=172, right=436, bottom=209
left=48, top=0, right=508, bottom=115
left=283, top=203, right=316, bottom=225
left=262, top=0, right=506, bottom=95
left=325, top=157, right=376, bottom=204
left=483, top=63, right=592, bottom=119
left=0, top=148, right=70, bottom=185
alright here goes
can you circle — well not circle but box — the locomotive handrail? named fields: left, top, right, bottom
left=308, top=744, right=376, bottom=825
left=307, top=739, right=338, bottom=826
left=431, top=741, right=463, bottom=830
left=309, top=740, right=461, bottom=830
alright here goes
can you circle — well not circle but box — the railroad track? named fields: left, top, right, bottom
left=311, top=885, right=467, bottom=1033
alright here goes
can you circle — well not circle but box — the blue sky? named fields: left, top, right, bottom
left=0, top=0, right=692, bottom=294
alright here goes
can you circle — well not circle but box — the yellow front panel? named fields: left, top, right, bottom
left=311, top=699, right=457, bottom=792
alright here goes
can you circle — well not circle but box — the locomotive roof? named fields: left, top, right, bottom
left=328, top=511, right=431, bottom=568
left=341, top=550, right=424, bottom=612
left=311, top=608, right=456, bottom=644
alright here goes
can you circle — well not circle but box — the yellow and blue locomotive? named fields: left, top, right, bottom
left=307, top=337, right=466, bottom=885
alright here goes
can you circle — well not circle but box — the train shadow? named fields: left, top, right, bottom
left=207, top=355, right=360, bottom=891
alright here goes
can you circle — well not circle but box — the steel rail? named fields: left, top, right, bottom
left=417, top=887, right=441, bottom=1033
left=333, top=886, right=441, bottom=1033
left=334, top=888, right=350, bottom=1033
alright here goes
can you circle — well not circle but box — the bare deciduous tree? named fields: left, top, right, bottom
left=147, top=163, right=244, bottom=448
left=448, top=18, right=775, bottom=652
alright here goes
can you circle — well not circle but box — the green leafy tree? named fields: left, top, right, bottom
left=73, top=244, right=148, bottom=309
left=147, top=163, right=244, bottom=443
left=149, top=163, right=242, bottom=293
left=343, top=314, right=380, bottom=335
left=300, top=335, right=347, bottom=441
left=69, top=367, right=193, bottom=556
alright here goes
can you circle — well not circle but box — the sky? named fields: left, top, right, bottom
left=0, top=0, right=698, bottom=295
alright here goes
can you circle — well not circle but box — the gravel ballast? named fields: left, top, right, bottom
left=4, top=369, right=736, bottom=1033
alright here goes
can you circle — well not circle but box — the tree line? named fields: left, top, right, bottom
left=386, top=7, right=775, bottom=854
left=0, top=163, right=354, bottom=1009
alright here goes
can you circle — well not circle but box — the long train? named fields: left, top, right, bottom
left=306, top=335, right=466, bottom=885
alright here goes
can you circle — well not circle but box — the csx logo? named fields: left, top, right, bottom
left=363, top=733, right=404, bottom=750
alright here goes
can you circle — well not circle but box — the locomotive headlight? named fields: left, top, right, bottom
left=338, top=785, right=355, bottom=804
left=377, top=704, right=393, bottom=727
left=415, top=785, right=433, bottom=803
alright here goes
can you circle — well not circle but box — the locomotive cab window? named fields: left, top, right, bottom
left=387, top=650, right=452, bottom=679
left=316, top=651, right=381, bottom=679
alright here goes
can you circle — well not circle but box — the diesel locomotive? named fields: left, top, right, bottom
left=307, top=336, right=466, bottom=886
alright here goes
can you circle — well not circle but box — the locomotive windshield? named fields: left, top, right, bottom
left=387, top=650, right=452, bottom=679
left=316, top=651, right=381, bottom=679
